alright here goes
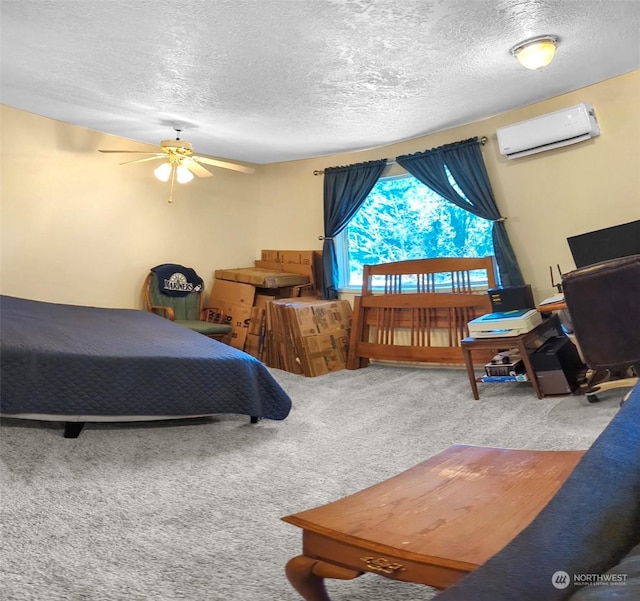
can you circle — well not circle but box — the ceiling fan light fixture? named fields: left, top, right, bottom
left=176, top=164, right=194, bottom=184
left=154, top=162, right=172, bottom=182
left=510, top=35, right=558, bottom=70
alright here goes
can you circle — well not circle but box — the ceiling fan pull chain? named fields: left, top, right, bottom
left=168, top=164, right=177, bottom=203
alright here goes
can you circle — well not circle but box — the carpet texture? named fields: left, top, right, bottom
left=0, top=364, right=623, bottom=601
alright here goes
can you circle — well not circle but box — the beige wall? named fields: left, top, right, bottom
left=1, top=71, right=638, bottom=309
left=0, top=106, right=262, bottom=307
left=252, top=70, right=640, bottom=304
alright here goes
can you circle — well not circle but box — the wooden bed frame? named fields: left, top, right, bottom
left=346, top=257, right=496, bottom=369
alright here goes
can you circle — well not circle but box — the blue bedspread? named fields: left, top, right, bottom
left=0, top=295, right=291, bottom=420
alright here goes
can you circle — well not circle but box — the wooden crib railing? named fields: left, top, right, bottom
left=346, top=257, right=496, bottom=369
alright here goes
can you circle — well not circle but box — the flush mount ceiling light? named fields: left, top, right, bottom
left=510, top=35, right=558, bottom=70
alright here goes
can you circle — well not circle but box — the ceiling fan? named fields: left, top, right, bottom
left=99, top=128, right=254, bottom=203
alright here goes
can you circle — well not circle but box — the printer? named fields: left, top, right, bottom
left=468, top=309, right=543, bottom=338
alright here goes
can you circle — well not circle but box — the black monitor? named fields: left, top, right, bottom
left=567, top=219, right=640, bottom=269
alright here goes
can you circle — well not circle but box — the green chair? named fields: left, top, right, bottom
left=143, top=265, right=232, bottom=343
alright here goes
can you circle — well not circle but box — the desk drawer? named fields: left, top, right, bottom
left=302, top=531, right=471, bottom=590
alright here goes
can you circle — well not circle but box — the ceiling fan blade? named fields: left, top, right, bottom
left=192, top=155, right=255, bottom=174
left=119, top=155, right=165, bottom=165
left=183, top=159, right=214, bottom=178
left=98, top=150, right=159, bottom=154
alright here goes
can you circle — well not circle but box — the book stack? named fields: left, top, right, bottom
left=482, top=349, right=528, bottom=382
left=480, top=373, right=529, bottom=383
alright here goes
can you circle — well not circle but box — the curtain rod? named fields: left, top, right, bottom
left=313, top=136, right=488, bottom=175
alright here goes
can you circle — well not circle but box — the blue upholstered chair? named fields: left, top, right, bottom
left=143, top=264, right=232, bottom=343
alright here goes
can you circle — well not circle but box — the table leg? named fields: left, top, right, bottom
left=285, top=555, right=362, bottom=601
left=462, top=346, right=480, bottom=400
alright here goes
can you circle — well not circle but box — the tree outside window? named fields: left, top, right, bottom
left=337, top=174, right=495, bottom=289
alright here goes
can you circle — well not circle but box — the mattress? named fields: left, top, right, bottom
left=0, top=295, right=292, bottom=421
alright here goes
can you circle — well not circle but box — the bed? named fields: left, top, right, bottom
left=0, top=295, right=292, bottom=437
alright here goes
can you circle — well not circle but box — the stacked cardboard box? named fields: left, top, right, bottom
left=255, top=249, right=323, bottom=296
left=209, top=253, right=320, bottom=356
left=208, top=279, right=257, bottom=351
left=265, top=298, right=352, bottom=377
left=260, top=250, right=315, bottom=264
left=209, top=277, right=305, bottom=353
left=213, top=267, right=309, bottom=289
left=244, top=294, right=273, bottom=361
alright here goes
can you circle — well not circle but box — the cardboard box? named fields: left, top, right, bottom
left=260, top=250, right=315, bottom=265
left=260, top=250, right=279, bottom=263
left=214, top=267, right=309, bottom=289
left=208, top=299, right=252, bottom=350
left=254, top=293, right=276, bottom=308
left=300, top=332, right=349, bottom=376
left=248, top=305, right=266, bottom=336
left=254, top=260, right=314, bottom=280
left=256, top=250, right=323, bottom=296
left=289, top=300, right=352, bottom=337
left=278, top=250, right=315, bottom=265
left=210, top=279, right=256, bottom=306
left=264, top=298, right=352, bottom=376
left=244, top=333, right=263, bottom=359
left=254, top=260, right=317, bottom=295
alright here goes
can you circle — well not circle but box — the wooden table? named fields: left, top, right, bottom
left=537, top=300, right=567, bottom=312
left=282, top=444, right=583, bottom=600
left=461, top=314, right=565, bottom=399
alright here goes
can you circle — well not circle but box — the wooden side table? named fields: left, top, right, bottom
left=282, top=444, right=584, bottom=600
left=461, top=315, right=565, bottom=399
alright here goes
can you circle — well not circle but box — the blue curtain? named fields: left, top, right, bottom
left=396, top=138, right=524, bottom=287
left=322, top=159, right=388, bottom=299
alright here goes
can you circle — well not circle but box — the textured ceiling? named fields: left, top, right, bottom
left=1, top=0, right=639, bottom=165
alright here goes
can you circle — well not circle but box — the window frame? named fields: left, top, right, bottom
left=335, top=173, right=495, bottom=293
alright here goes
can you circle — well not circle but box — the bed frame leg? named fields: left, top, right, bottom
left=250, top=416, right=259, bottom=424
left=63, top=422, right=85, bottom=438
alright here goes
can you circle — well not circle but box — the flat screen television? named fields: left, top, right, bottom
left=567, top=219, right=640, bottom=268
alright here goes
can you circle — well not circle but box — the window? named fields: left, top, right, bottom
left=336, top=173, right=495, bottom=289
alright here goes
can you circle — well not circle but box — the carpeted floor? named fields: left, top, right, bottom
left=0, top=364, right=623, bottom=601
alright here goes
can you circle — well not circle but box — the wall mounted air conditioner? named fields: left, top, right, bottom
left=496, top=103, right=600, bottom=159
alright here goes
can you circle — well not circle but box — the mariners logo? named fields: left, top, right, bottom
left=164, top=272, right=193, bottom=292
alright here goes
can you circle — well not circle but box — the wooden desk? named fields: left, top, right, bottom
left=537, top=300, right=567, bottom=312
left=461, top=315, right=564, bottom=399
left=282, top=444, right=584, bottom=600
